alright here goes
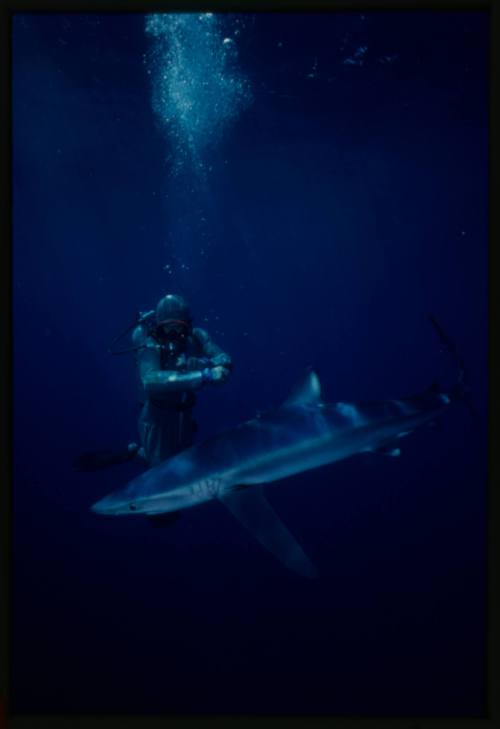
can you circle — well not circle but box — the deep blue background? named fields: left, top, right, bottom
left=12, top=11, right=488, bottom=715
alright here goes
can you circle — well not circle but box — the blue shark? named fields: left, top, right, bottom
left=91, top=369, right=461, bottom=578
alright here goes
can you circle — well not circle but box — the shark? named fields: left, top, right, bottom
left=91, top=364, right=465, bottom=578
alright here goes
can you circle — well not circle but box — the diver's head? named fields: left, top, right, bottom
left=155, top=294, right=192, bottom=354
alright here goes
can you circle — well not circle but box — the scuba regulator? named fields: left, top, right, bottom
left=108, top=310, right=191, bottom=359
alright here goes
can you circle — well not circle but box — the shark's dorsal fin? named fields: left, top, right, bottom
left=282, top=369, right=322, bottom=408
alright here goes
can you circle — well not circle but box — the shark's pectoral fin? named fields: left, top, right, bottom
left=219, top=488, right=318, bottom=579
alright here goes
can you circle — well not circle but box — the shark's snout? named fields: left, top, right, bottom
left=90, top=494, right=115, bottom=515
left=91, top=491, right=138, bottom=516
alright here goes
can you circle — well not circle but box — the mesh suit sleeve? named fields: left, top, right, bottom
left=133, top=326, right=204, bottom=396
left=192, top=327, right=233, bottom=369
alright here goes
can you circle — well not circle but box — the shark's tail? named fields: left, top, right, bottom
left=428, top=314, right=476, bottom=416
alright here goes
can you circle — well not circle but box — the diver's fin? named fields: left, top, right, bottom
left=282, top=368, right=322, bottom=408
left=146, top=512, right=182, bottom=528
left=219, top=487, right=318, bottom=579
left=73, top=446, right=137, bottom=472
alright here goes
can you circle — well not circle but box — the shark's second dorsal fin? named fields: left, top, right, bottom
left=282, top=369, right=322, bottom=408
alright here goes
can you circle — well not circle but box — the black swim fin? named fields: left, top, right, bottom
left=73, top=447, right=137, bottom=472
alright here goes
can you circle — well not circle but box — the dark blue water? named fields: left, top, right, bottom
left=12, top=11, right=489, bottom=716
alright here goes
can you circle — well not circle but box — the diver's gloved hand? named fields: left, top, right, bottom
left=196, top=354, right=232, bottom=369
left=210, top=353, right=232, bottom=369
left=211, top=365, right=230, bottom=384
left=202, top=366, right=230, bottom=385
left=174, top=353, right=188, bottom=369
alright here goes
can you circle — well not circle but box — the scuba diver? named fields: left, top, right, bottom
left=74, top=294, right=232, bottom=471
left=131, top=293, right=232, bottom=466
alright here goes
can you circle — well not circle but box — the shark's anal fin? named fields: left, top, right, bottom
left=219, top=488, right=318, bottom=579
left=376, top=445, right=401, bottom=457
left=364, top=443, right=401, bottom=457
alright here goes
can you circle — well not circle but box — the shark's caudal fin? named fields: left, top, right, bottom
left=428, top=314, right=476, bottom=417
left=219, top=488, right=318, bottom=579
left=282, top=369, right=323, bottom=408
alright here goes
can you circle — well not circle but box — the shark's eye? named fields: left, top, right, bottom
left=129, top=503, right=137, bottom=511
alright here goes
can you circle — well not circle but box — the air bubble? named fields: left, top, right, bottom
left=144, top=13, right=252, bottom=175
